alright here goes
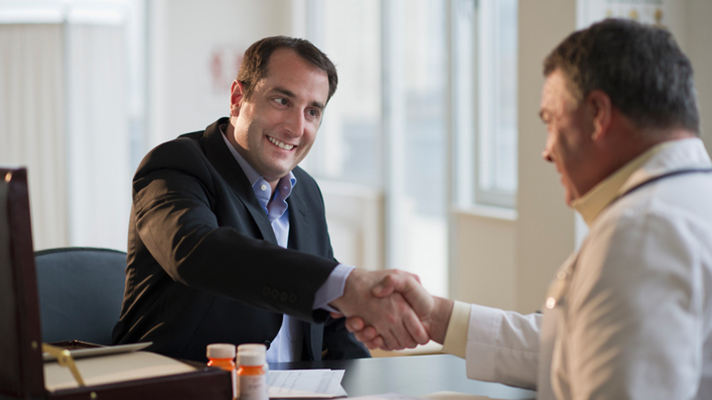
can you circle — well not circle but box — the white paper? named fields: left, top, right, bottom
left=267, top=369, right=347, bottom=398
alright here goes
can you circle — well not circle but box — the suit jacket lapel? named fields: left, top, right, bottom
left=201, top=118, right=278, bottom=245
left=286, top=188, right=310, bottom=251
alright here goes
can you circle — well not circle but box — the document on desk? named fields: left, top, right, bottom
left=267, top=369, right=347, bottom=398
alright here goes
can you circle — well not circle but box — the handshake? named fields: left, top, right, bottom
left=330, top=269, right=453, bottom=351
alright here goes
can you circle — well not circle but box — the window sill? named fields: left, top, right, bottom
left=451, top=204, right=518, bottom=221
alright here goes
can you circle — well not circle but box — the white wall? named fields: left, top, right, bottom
left=514, top=0, right=578, bottom=313
left=452, top=209, right=517, bottom=310
left=687, top=0, right=712, bottom=149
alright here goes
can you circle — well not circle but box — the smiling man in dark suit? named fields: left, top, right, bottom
left=112, top=36, right=431, bottom=363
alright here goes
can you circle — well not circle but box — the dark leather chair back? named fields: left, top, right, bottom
left=35, top=247, right=127, bottom=345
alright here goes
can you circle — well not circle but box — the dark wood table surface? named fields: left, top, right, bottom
left=271, top=354, right=535, bottom=399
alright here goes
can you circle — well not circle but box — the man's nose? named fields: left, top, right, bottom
left=284, top=109, right=305, bottom=137
left=542, top=134, right=554, bottom=162
left=542, top=149, right=553, bottom=162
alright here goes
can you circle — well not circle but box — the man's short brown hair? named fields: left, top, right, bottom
left=237, top=36, right=338, bottom=104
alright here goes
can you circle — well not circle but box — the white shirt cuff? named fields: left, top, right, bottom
left=313, top=264, right=355, bottom=313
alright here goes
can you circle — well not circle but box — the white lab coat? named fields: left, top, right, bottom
left=464, top=138, right=712, bottom=399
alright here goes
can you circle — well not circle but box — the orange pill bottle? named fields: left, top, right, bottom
left=236, top=344, right=267, bottom=400
left=207, top=343, right=237, bottom=400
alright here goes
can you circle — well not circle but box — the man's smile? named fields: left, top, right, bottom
left=267, top=135, right=295, bottom=151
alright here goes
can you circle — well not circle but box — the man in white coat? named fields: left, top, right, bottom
left=345, top=18, right=712, bottom=399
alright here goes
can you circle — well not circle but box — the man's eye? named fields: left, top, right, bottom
left=307, top=109, right=319, bottom=118
left=274, top=98, right=288, bottom=106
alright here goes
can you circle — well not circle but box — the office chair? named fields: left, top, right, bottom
left=34, top=247, right=127, bottom=345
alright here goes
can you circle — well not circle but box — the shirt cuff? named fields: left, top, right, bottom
left=313, top=264, right=355, bottom=313
left=441, top=300, right=471, bottom=359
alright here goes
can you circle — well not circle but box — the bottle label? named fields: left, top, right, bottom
left=231, top=369, right=237, bottom=400
left=239, top=374, right=267, bottom=400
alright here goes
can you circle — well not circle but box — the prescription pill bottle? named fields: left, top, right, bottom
left=237, top=344, right=267, bottom=400
left=207, top=343, right=237, bottom=400
left=237, top=343, right=270, bottom=374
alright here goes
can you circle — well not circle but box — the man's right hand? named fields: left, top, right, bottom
left=339, top=271, right=454, bottom=351
left=329, top=269, right=434, bottom=350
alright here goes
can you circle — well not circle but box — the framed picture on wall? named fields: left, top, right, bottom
left=577, top=0, right=667, bottom=28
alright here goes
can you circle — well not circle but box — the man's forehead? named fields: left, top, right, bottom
left=265, top=48, right=325, bottom=80
left=542, top=71, right=566, bottom=99
left=261, top=48, right=329, bottom=101
left=540, top=70, right=575, bottom=113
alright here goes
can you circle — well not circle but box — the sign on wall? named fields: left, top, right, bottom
left=578, top=0, right=667, bottom=28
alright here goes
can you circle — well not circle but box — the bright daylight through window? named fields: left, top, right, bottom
left=302, top=0, right=519, bottom=298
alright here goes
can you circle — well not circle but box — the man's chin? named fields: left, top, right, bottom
left=264, top=164, right=296, bottom=180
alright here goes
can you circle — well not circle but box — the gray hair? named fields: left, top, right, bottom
left=544, top=18, right=699, bottom=135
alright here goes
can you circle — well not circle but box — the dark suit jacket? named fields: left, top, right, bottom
left=112, top=117, right=369, bottom=362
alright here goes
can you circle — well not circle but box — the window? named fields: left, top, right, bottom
left=303, top=0, right=382, bottom=187
left=304, top=0, right=518, bottom=297
left=453, top=0, right=518, bottom=209
left=306, top=0, right=448, bottom=296
left=383, top=0, right=449, bottom=296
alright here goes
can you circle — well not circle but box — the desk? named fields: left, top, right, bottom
left=272, top=354, right=535, bottom=399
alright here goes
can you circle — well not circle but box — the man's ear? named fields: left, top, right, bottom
left=587, top=90, right=612, bottom=141
left=230, top=80, right=245, bottom=117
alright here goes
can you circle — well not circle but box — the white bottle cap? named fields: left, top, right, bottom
left=237, top=343, right=266, bottom=366
left=207, top=343, right=236, bottom=359
left=237, top=343, right=267, bottom=353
